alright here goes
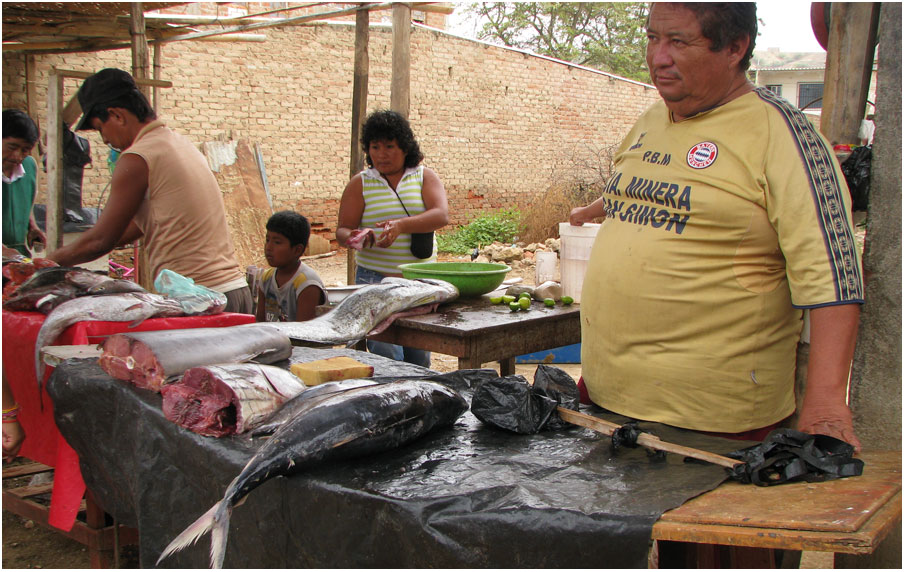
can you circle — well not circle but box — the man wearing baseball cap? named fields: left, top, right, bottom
left=49, top=68, right=253, bottom=313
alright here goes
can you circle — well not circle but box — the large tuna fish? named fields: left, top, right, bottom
left=98, top=327, right=292, bottom=392
left=161, top=363, right=307, bottom=436
left=256, top=277, right=458, bottom=345
left=157, top=380, right=468, bottom=568
left=35, top=292, right=184, bottom=388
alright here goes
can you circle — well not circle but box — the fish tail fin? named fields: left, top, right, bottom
left=156, top=501, right=221, bottom=565
left=209, top=501, right=232, bottom=569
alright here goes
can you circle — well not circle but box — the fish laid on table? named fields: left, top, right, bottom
left=4, top=265, right=145, bottom=312
left=35, top=292, right=184, bottom=388
left=157, top=380, right=468, bottom=568
left=250, top=377, right=380, bottom=437
left=257, top=277, right=459, bottom=345
left=99, top=326, right=293, bottom=392
left=161, top=363, right=307, bottom=436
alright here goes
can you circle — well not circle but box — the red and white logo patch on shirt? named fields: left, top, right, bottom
left=687, top=142, right=718, bottom=169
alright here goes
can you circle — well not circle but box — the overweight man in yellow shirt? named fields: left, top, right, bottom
left=570, top=3, right=862, bottom=451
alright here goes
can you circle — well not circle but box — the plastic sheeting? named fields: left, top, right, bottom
left=48, top=352, right=744, bottom=568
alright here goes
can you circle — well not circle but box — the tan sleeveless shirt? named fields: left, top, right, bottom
left=124, top=121, right=245, bottom=291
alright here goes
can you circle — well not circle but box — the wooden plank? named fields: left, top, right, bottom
left=819, top=3, right=880, bottom=145
left=6, top=482, right=55, bottom=498
left=659, top=451, right=900, bottom=532
left=653, top=451, right=902, bottom=554
left=391, top=3, right=411, bottom=118
left=204, top=139, right=272, bottom=272
left=3, top=461, right=53, bottom=479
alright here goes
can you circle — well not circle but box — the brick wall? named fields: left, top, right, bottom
left=2, top=14, right=658, bottom=240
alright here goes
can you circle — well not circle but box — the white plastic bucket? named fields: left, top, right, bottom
left=535, top=251, right=557, bottom=284
left=558, top=222, right=600, bottom=303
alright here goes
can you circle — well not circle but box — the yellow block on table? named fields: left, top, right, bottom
left=290, top=357, right=374, bottom=386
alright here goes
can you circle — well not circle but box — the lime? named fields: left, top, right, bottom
left=518, top=296, right=531, bottom=310
left=509, top=301, right=521, bottom=312
left=561, top=295, right=574, bottom=305
left=502, top=295, right=516, bottom=304
left=490, top=296, right=503, bottom=304
left=543, top=298, right=555, bottom=307
left=518, top=292, right=531, bottom=300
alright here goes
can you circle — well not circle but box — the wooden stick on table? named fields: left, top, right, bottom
left=556, top=407, right=743, bottom=469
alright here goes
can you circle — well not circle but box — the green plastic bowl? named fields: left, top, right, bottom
left=398, top=262, right=511, bottom=297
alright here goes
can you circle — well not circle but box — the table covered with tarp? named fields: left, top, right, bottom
left=1, top=309, right=255, bottom=530
left=46, top=347, right=743, bottom=568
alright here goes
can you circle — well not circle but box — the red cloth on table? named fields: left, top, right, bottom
left=2, top=309, right=255, bottom=531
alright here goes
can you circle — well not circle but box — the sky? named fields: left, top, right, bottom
left=447, top=2, right=827, bottom=54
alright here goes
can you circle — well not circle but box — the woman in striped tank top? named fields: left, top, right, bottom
left=336, top=110, right=449, bottom=367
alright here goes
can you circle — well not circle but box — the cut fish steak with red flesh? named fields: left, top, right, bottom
left=161, top=363, right=307, bottom=437
left=98, top=326, right=292, bottom=392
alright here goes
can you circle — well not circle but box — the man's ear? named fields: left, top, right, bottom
left=726, top=34, right=750, bottom=69
left=107, top=107, right=128, bottom=125
left=293, top=243, right=307, bottom=258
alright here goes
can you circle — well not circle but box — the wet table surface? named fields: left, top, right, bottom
left=368, top=296, right=581, bottom=374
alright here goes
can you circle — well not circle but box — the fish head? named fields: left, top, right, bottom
left=414, top=278, right=459, bottom=303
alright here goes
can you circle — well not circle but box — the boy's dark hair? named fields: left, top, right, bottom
left=678, top=3, right=757, bottom=71
left=267, top=210, right=311, bottom=249
left=2, top=109, right=39, bottom=144
left=361, top=110, right=424, bottom=169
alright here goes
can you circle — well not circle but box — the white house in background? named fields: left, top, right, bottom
left=749, top=48, right=878, bottom=120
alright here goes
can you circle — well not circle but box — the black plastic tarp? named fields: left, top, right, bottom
left=48, top=348, right=743, bottom=568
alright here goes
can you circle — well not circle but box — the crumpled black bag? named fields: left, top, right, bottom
left=840, top=145, right=871, bottom=211
left=726, top=429, right=864, bottom=487
left=471, top=365, right=580, bottom=434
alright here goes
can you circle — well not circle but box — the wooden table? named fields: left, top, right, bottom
left=368, top=297, right=581, bottom=375
left=653, top=450, right=901, bottom=565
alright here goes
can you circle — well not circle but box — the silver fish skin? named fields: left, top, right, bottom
left=157, top=379, right=468, bottom=568
left=98, top=326, right=292, bottom=391
left=250, top=377, right=380, bottom=437
left=35, top=292, right=183, bottom=388
left=161, top=363, right=307, bottom=436
left=254, top=277, right=458, bottom=345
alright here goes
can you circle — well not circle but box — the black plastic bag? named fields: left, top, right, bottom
left=840, top=145, right=871, bottom=211
left=471, top=366, right=580, bottom=434
left=726, top=429, right=863, bottom=486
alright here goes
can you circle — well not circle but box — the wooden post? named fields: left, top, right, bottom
left=820, top=3, right=880, bottom=145
left=25, top=55, right=39, bottom=153
left=45, top=72, right=64, bottom=252
left=153, top=42, right=161, bottom=110
left=391, top=3, right=411, bottom=118
left=130, top=3, right=151, bottom=97
left=131, top=2, right=152, bottom=288
left=347, top=7, right=371, bottom=285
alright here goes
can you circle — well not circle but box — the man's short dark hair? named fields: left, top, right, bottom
left=75, top=68, right=157, bottom=130
left=680, top=3, right=757, bottom=71
left=2, top=109, right=39, bottom=144
left=267, top=210, right=311, bottom=249
left=361, top=110, right=424, bottom=169
left=90, top=91, right=157, bottom=124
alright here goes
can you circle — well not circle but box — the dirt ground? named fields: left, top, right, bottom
left=1, top=249, right=832, bottom=569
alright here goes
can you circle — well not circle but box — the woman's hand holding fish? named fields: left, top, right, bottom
left=346, top=228, right=375, bottom=251
left=376, top=219, right=403, bottom=248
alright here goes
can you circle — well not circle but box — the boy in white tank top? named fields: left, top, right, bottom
left=255, top=211, right=326, bottom=322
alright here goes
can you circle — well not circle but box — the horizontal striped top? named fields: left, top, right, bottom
left=356, top=165, right=437, bottom=274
